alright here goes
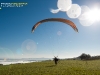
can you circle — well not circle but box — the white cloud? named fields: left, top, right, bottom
left=66, top=4, right=81, bottom=18
left=50, top=8, right=60, bottom=13
left=50, top=0, right=100, bottom=26
left=57, top=0, right=72, bottom=12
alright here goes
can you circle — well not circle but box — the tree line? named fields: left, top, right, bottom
left=78, top=53, right=100, bottom=60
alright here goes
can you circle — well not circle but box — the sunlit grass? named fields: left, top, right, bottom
left=0, top=60, right=100, bottom=75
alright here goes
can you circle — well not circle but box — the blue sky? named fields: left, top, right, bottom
left=0, top=0, right=100, bottom=58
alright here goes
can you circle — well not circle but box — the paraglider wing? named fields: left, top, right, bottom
left=31, top=18, right=78, bottom=33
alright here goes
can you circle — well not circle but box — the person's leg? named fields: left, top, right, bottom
left=55, top=61, right=57, bottom=65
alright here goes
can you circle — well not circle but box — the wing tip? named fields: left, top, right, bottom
left=74, top=28, right=78, bottom=33
left=31, top=30, right=34, bottom=33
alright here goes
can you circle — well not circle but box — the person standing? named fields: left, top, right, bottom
left=53, top=56, right=59, bottom=65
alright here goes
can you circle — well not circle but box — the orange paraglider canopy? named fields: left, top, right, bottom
left=31, top=18, right=78, bottom=33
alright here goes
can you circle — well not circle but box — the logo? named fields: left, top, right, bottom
left=0, top=2, right=28, bottom=10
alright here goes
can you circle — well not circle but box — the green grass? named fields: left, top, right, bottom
left=0, top=60, right=100, bottom=75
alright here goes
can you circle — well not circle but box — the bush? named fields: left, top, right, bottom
left=79, top=53, right=91, bottom=60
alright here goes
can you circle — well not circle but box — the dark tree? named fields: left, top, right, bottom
left=79, top=53, right=91, bottom=60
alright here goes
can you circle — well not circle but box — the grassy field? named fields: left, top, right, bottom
left=0, top=60, right=100, bottom=75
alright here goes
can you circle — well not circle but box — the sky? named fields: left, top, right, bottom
left=0, top=0, right=100, bottom=59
